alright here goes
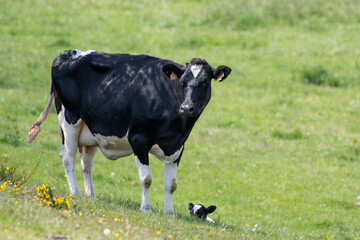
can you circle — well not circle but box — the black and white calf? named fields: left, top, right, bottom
left=188, top=203, right=217, bottom=223
left=28, top=50, right=231, bottom=217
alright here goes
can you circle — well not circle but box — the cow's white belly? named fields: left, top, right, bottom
left=78, top=125, right=133, bottom=160
left=78, top=124, right=183, bottom=162
left=94, top=134, right=133, bottom=160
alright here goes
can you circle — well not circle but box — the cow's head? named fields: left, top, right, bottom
left=188, top=203, right=217, bottom=223
left=163, top=59, right=231, bottom=118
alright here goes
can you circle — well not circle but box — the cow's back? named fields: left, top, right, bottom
left=51, top=50, right=182, bottom=138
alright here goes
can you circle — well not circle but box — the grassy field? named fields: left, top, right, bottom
left=1, top=0, right=360, bottom=239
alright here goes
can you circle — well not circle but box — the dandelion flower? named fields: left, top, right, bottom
left=104, top=229, right=110, bottom=235
left=79, top=212, right=83, bottom=216
left=156, top=231, right=161, bottom=235
left=114, top=233, right=119, bottom=237
left=3, top=229, right=8, bottom=233
left=168, top=234, right=172, bottom=238
left=98, top=219, right=103, bottom=223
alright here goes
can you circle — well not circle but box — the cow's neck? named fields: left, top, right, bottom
left=178, top=115, right=199, bottom=145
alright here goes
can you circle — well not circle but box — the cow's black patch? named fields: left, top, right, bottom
left=64, top=108, right=79, bottom=125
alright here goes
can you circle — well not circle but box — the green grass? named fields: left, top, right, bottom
left=1, top=0, right=360, bottom=239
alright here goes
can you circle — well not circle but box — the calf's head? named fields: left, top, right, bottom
left=163, top=59, right=231, bottom=118
left=188, top=203, right=217, bottom=223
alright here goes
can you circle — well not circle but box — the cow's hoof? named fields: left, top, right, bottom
left=85, top=193, right=96, bottom=198
left=140, top=205, right=152, bottom=214
left=164, top=210, right=175, bottom=218
left=70, top=190, right=81, bottom=196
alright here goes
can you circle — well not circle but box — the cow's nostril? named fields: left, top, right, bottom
left=188, top=106, right=194, bottom=112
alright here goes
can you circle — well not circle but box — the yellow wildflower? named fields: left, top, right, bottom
left=156, top=231, right=161, bottom=235
left=114, top=233, right=119, bottom=237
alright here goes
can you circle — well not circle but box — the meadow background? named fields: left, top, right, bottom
left=1, top=0, right=360, bottom=239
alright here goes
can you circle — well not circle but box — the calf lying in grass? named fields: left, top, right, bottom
left=188, top=203, right=217, bottom=223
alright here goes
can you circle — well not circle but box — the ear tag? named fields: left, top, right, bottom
left=217, top=71, right=225, bottom=82
left=170, top=72, right=178, bottom=80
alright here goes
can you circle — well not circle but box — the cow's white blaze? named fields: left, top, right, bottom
left=193, top=204, right=202, bottom=214
left=150, top=144, right=183, bottom=163
left=190, top=64, right=202, bottom=78
left=135, top=156, right=152, bottom=213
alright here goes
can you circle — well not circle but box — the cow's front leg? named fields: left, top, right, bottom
left=135, top=155, right=153, bottom=213
left=163, top=162, right=178, bottom=217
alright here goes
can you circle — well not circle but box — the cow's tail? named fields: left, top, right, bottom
left=28, top=92, right=54, bottom=144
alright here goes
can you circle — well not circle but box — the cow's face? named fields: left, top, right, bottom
left=163, top=59, right=231, bottom=118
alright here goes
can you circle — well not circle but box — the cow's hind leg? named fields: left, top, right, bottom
left=80, top=147, right=97, bottom=198
left=59, top=111, right=82, bottom=195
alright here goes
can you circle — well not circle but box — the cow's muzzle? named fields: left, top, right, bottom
left=180, top=103, right=195, bottom=117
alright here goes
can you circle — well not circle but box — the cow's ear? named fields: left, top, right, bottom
left=162, top=64, right=185, bottom=80
left=213, top=66, right=231, bottom=82
left=90, top=59, right=113, bottom=73
left=188, top=203, right=194, bottom=210
left=206, top=205, right=217, bottom=214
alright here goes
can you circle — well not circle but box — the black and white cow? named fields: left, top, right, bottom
left=28, top=50, right=231, bottom=217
